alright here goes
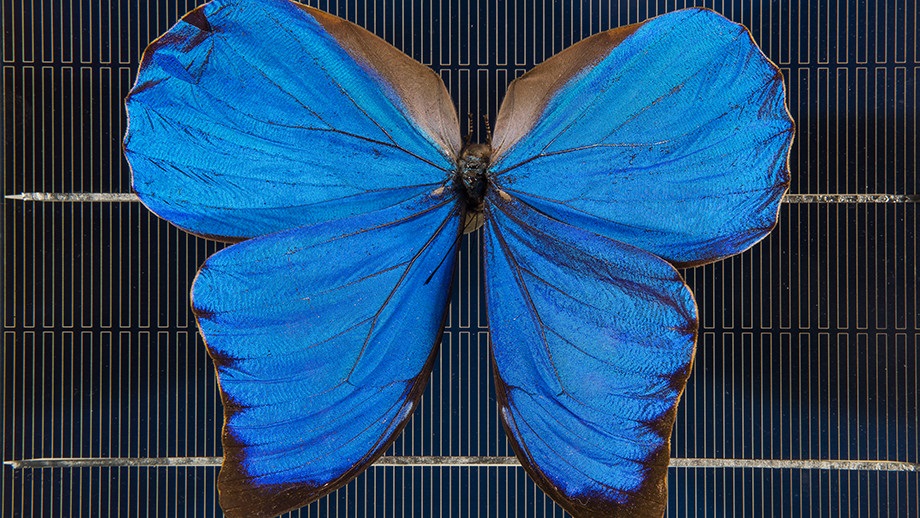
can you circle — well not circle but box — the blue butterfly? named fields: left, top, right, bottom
left=123, top=0, right=793, bottom=516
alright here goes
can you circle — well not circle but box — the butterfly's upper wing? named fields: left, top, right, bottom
left=490, top=8, right=793, bottom=267
left=124, top=0, right=460, bottom=241
left=483, top=193, right=697, bottom=517
left=192, top=192, right=461, bottom=518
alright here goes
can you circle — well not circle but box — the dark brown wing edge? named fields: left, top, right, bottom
left=489, top=356, right=695, bottom=517
left=490, top=7, right=795, bottom=271
left=299, top=3, right=462, bottom=160
left=481, top=198, right=699, bottom=517
left=194, top=195, right=467, bottom=517
left=195, top=277, right=457, bottom=518
left=489, top=316, right=695, bottom=518
left=490, top=22, right=645, bottom=161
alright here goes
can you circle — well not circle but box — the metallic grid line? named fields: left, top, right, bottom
left=5, top=192, right=920, bottom=203
left=6, top=456, right=919, bottom=472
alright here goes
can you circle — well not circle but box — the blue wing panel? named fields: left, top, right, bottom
left=483, top=192, right=697, bottom=517
left=191, top=192, right=461, bottom=517
left=490, top=8, right=793, bottom=266
left=125, top=0, right=459, bottom=241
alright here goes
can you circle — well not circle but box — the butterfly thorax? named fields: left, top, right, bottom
left=456, top=143, right=491, bottom=232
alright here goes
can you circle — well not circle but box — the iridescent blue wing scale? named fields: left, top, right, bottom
left=483, top=8, right=793, bottom=516
left=125, top=0, right=467, bottom=516
left=126, top=3, right=794, bottom=517
left=490, top=8, right=794, bottom=267
left=193, top=193, right=461, bottom=517
left=483, top=192, right=697, bottom=517
left=124, top=0, right=460, bottom=241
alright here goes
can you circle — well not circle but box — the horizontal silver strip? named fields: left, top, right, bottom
left=5, top=456, right=917, bottom=471
left=782, top=193, right=920, bottom=203
left=5, top=192, right=920, bottom=204
left=5, top=192, right=141, bottom=202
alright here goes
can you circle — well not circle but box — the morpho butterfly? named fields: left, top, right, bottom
left=123, top=0, right=793, bottom=516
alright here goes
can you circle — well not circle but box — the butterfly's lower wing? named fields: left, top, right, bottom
left=483, top=193, right=697, bottom=517
left=191, top=193, right=461, bottom=517
left=125, top=0, right=460, bottom=241
left=490, top=8, right=793, bottom=267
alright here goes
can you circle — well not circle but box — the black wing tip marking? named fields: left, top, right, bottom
left=125, top=0, right=219, bottom=110
left=191, top=303, right=240, bottom=372
left=191, top=303, right=216, bottom=321
left=495, top=393, right=672, bottom=518
left=143, top=4, right=214, bottom=57
left=216, top=430, right=331, bottom=518
left=213, top=397, right=381, bottom=518
left=216, top=419, right=354, bottom=518
left=211, top=285, right=455, bottom=518
left=561, top=455, right=671, bottom=518
left=494, top=372, right=682, bottom=518
left=182, top=6, right=214, bottom=33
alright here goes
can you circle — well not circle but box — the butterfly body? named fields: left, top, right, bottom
left=124, top=1, right=793, bottom=516
left=456, top=142, right=492, bottom=231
